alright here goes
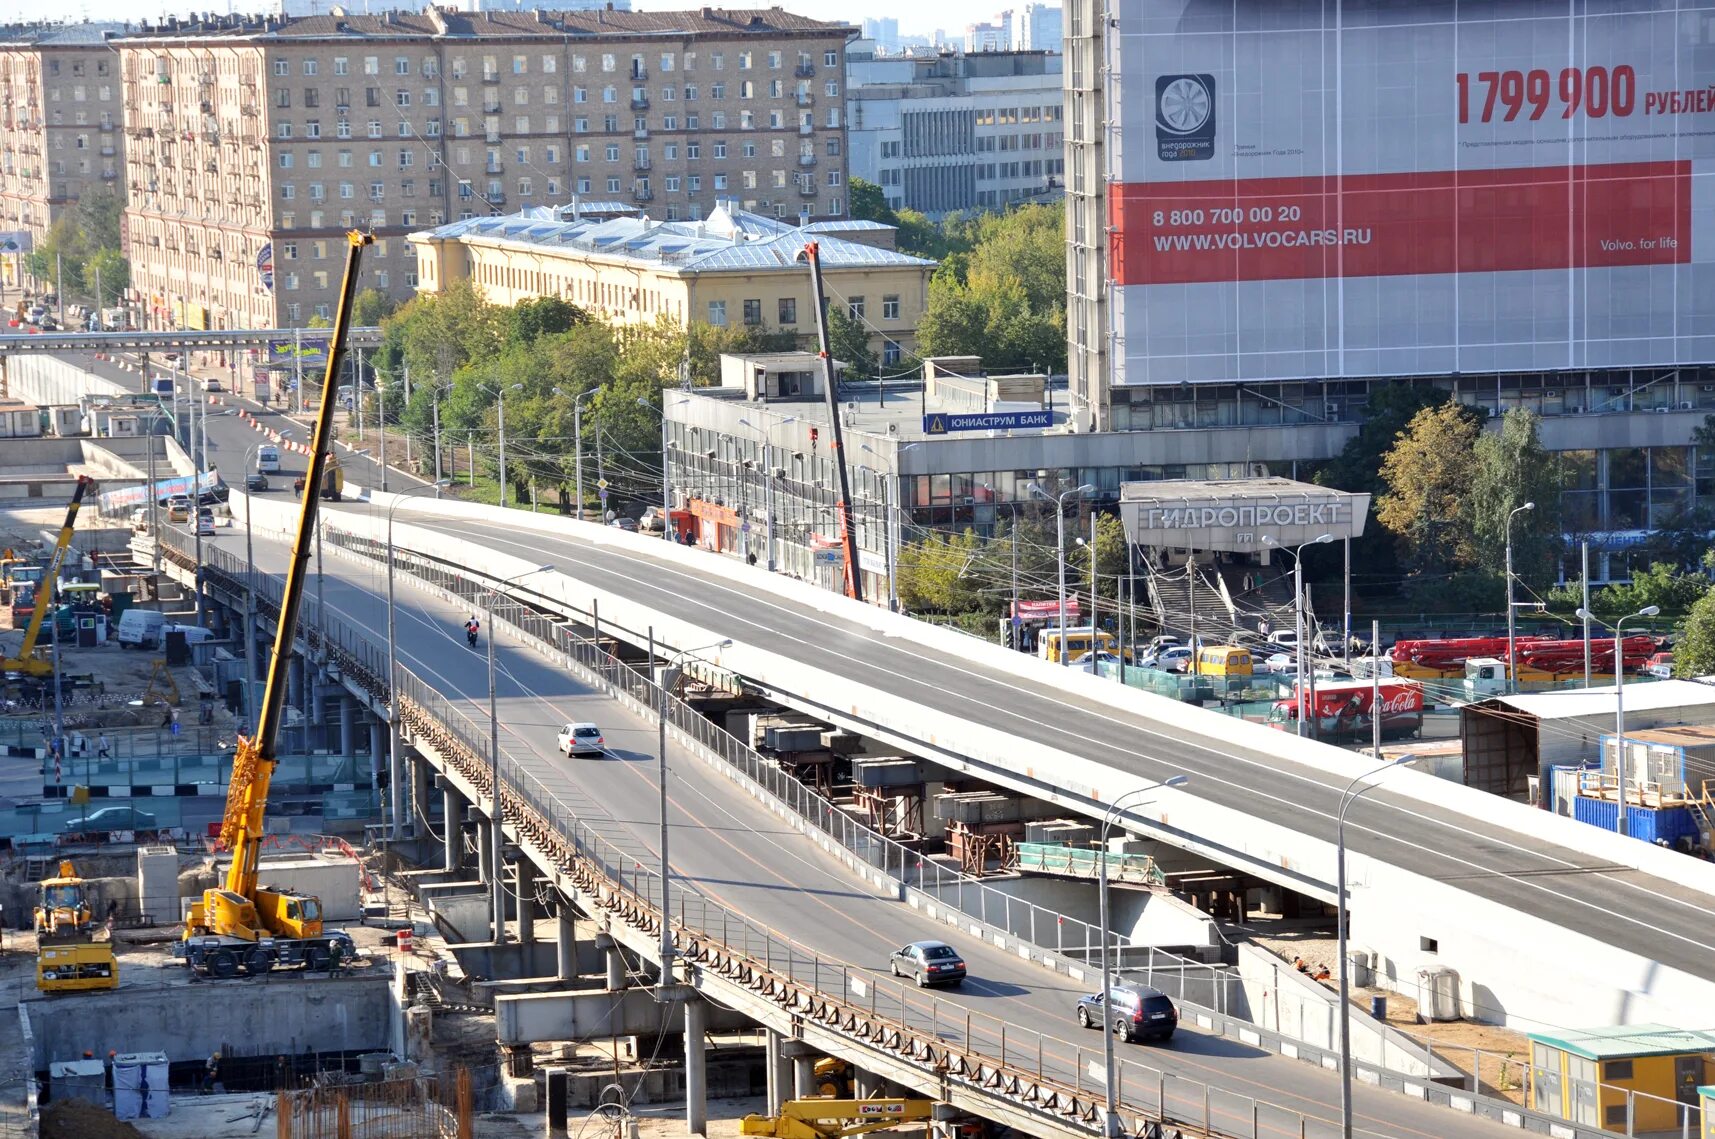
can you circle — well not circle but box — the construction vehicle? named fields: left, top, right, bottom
left=292, top=453, right=343, bottom=501
left=179, top=232, right=371, bottom=980
left=741, top=1099, right=953, bottom=1139
left=2, top=476, right=92, bottom=678
left=37, top=943, right=118, bottom=993
left=34, top=860, right=94, bottom=942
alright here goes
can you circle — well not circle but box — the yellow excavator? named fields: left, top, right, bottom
left=34, top=860, right=94, bottom=941
left=2, top=476, right=92, bottom=678
left=179, top=232, right=372, bottom=979
left=34, top=860, right=118, bottom=993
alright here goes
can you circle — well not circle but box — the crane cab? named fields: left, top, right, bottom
left=256, top=889, right=323, bottom=939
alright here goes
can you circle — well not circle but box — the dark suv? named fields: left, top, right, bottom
left=1076, top=984, right=1178, bottom=1042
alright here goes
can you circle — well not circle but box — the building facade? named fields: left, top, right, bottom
left=963, top=13, right=1013, bottom=55
left=0, top=23, right=130, bottom=265
left=1016, top=5, right=1062, bottom=53
left=846, top=50, right=1061, bottom=216
left=117, top=7, right=853, bottom=332
left=409, top=201, right=936, bottom=362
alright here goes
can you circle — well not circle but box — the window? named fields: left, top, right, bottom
left=334, top=57, right=349, bottom=75
left=273, top=59, right=289, bottom=76
left=307, top=121, right=322, bottom=138
left=824, top=50, right=839, bottom=67
left=848, top=296, right=865, bottom=320
left=303, top=59, right=318, bottom=76
left=276, top=88, right=292, bottom=108
left=605, top=143, right=620, bottom=161
left=279, top=153, right=294, bottom=169
left=542, top=55, right=557, bottom=73
left=308, top=151, right=323, bottom=168
left=575, top=144, right=590, bottom=162
left=395, top=57, right=410, bottom=75
left=742, top=299, right=762, bottom=325
left=707, top=300, right=727, bottom=326
left=665, top=175, right=680, bottom=191
left=713, top=174, right=727, bottom=189
left=738, top=51, right=752, bottom=70
left=577, top=177, right=592, bottom=193
left=687, top=141, right=700, bottom=159
left=1603, top=1060, right=1635, bottom=1081
left=277, top=122, right=294, bottom=139
left=713, top=141, right=727, bottom=159
left=768, top=51, right=782, bottom=69
left=778, top=297, right=796, bottom=325
left=280, top=183, right=295, bottom=200
left=512, top=55, right=526, bottom=75
left=396, top=89, right=411, bottom=106
left=883, top=341, right=902, bottom=366
left=282, top=242, right=298, bottom=259
left=364, top=56, right=380, bottom=76
left=688, top=175, right=701, bottom=191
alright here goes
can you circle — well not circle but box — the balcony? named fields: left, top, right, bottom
left=99, top=121, right=114, bottom=132
left=480, top=72, right=500, bottom=84
left=633, top=186, right=653, bottom=201
left=630, top=94, right=649, bottom=110
left=485, top=130, right=502, bottom=143
left=797, top=153, right=816, bottom=167
left=796, top=92, right=813, bottom=107
left=629, top=66, right=647, bottom=80
left=633, top=127, right=648, bottom=140
left=794, top=64, right=815, bottom=78
left=485, top=161, right=503, bottom=174
left=101, top=169, right=117, bottom=180
left=798, top=182, right=817, bottom=197
left=482, top=101, right=501, bottom=114
left=487, top=190, right=506, bottom=204
left=798, top=122, right=813, bottom=135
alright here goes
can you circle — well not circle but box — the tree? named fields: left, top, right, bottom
left=1467, top=409, right=1565, bottom=588
left=1375, top=401, right=1484, bottom=580
left=503, top=295, right=585, bottom=345
left=1586, top=562, right=1711, bottom=616
left=916, top=203, right=1066, bottom=372
left=84, top=248, right=128, bottom=309
left=848, top=177, right=900, bottom=227
left=825, top=303, right=876, bottom=379
left=1676, top=587, right=1715, bottom=677
left=352, top=288, right=399, bottom=328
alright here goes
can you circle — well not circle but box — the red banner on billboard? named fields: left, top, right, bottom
left=1012, top=599, right=1081, bottom=621
left=1110, top=161, right=1691, bottom=286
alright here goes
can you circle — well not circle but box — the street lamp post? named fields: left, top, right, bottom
left=656, top=638, right=732, bottom=970
left=1576, top=604, right=1659, bottom=837
left=574, top=388, right=596, bottom=522
left=1337, top=757, right=1416, bottom=1139
left=386, top=481, right=451, bottom=840
left=1505, top=502, right=1536, bottom=692
left=485, top=563, right=554, bottom=940
left=1263, top=534, right=1334, bottom=736
left=1033, top=483, right=1094, bottom=666
left=1097, top=774, right=1189, bottom=1139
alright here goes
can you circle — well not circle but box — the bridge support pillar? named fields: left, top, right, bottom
left=764, top=1030, right=790, bottom=1113
left=475, top=815, right=492, bottom=889
left=368, top=717, right=385, bottom=793
left=791, top=1056, right=815, bottom=1099
left=515, top=871, right=536, bottom=944
left=441, top=784, right=464, bottom=873
left=411, top=754, right=433, bottom=840
left=288, top=657, right=305, bottom=722
left=605, top=946, right=626, bottom=990
left=338, top=696, right=356, bottom=757
left=555, top=904, right=577, bottom=981
left=684, top=997, right=707, bottom=1136
left=854, top=1069, right=884, bottom=1099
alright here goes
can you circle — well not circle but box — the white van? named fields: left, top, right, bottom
left=149, top=375, right=175, bottom=398
left=256, top=445, right=281, bottom=473
left=116, top=609, right=166, bottom=650
left=162, top=623, right=214, bottom=646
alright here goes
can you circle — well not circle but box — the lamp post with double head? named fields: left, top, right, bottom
left=655, top=638, right=732, bottom=970
left=1097, top=774, right=1190, bottom=1138
left=1033, top=482, right=1094, bottom=666
left=1263, top=533, right=1334, bottom=735
left=1576, top=604, right=1659, bottom=837
left=385, top=480, right=451, bottom=839
left=485, top=563, right=554, bottom=940
left=1505, top=502, right=1536, bottom=692
left=1337, top=756, right=1417, bottom=1139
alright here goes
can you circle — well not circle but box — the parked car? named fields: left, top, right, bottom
left=888, top=940, right=966, bottom=987
left=63, top=806, right=158, bottom=833
left=166, top=495, right=192, bottom=522
left=1648, top=651, right=1675, bottom=679
left=129, top=506, right=149, bottom=532
left=1145, top=646, right=1193, bottom=672
left=1263, top=652, right=1295, bottom=673
left=608, top=516, right=640, bottom=532
left=244, top=472, right=270, bottom=492
left=1076, top=984, right=1179, bottom=1043
left=556, top=722, right=605, bottom=757
left=199, top=377, right=224, bottom=392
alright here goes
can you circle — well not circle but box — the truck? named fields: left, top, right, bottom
left=179, top=231, right=371, bottom=979
left=1269, top=679, right=1425, bottom=741
left=292, top=454, right=342, bottom=501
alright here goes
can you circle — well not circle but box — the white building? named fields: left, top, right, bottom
left=846, top=50, right=1062, bottom=216
left=1016, top=3, right=1061, bottom=52
left=964, top=12, right=1013, bottom=53
left=275, top=0, right=630, bottom=12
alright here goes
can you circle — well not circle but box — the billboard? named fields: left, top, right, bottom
left=1111, top=2, right=1715, bottom=384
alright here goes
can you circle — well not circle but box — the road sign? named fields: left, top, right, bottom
left=922, top=410, right=1052, bottom=435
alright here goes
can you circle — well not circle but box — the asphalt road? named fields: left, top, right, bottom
left=221, top=519, right=1519, bottom=1139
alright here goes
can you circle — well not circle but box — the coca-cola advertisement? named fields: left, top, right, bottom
left=1269, top=680, right=1424, bottom=742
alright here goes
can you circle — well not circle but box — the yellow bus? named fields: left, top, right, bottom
left=1038, top=627, right=1118, bottom=664
left=1191, top=645, right=1254, bottom=678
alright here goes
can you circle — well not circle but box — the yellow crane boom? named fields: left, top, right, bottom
left=740, top=1099, right=938, bottom=1139
left=185, top=231, right=371, bottom=971
left=2, top=475, right=92, bottom=677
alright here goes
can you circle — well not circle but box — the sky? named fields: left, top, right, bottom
left=53, top=0, right=998, bottom=40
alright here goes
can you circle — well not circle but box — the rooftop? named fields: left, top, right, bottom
left=1615, top=723, right=1715, bottom=748
left=117, top=7, right=851, bottom=42
left=414, top=200, right=937, bottom=274
left=1119, top=477, right=1354, bottom=505
left=1528, top=1024, right=1715, bottom=1060
left=1473, top=678, right=1715, bottom=721
left=0, top=21, right=130, bottom=47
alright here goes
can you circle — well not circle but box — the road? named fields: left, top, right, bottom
left=215, top=515, right=1519, bottom=1139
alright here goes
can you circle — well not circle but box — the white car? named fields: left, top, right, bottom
left=1263, top=652, right=1295, bottom=673
left=195, top=508, right=217, bottom=536
left=1147, top=646, right=1193, bottom=672
left=556, top=722, right=605, bottom=757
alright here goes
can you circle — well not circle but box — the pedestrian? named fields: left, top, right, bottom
left=96, top=734, right=111, bottom=759
left=202, top=1050, right=221, bottom=1095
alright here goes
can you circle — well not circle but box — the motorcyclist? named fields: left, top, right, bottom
left=465, top=616, right=480, bottom=648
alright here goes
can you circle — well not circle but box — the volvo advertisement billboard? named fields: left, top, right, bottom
left=1110, top=2, right=1715, bottom=384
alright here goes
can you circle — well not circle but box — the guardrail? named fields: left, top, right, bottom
left=153, top=522, right=1617, bottom=1139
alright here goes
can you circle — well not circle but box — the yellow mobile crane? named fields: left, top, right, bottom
left=2, top=475, right=92, bottom=678
left=179, top=232, right=372, bottom=979
left=740, top=1099, right=953, bottom=1139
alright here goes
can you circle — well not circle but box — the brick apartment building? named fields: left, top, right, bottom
left=0, top=23, right=129, bottom=284
left=116, top=6, right=855, bottom=332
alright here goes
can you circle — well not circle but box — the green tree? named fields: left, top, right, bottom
left=897, top=530, right=986, bottom=613
left=848, top=177, right=900, bottom=227
left=352, top=287, right=398, bottom=327
left=503, top=295, right=585, bottom=345
left=1675, top=588, right=1715, bottom=677
left=1587, top=562, right=1711, bottom=616
left=83, top=248, right=128, bottom=309
left=825, top=303, right=877, bottom=379
left=1467, top=409, right=1565, bottom=587
left=1376, top=401, right=1484, bottom=580
left=916, top=203, right=1066, bottom=372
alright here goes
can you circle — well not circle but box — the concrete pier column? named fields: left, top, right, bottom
left=854, top=1069, right=884, bottom=1099
left=441, top=784, right=464, bottom=873
left=555, top=907, right=577, bottom=981
left=338, top=696, right=356, bottom=756
left=287, top=657, right=305, bottom=718
left=764, top=1030, right=789, bottom=1113
left=515, top=873, right=536, bottom=944
left=368, top=718, right=385, bottom=791
left=411, top=756, right=433, bottom=840
left=791, top=1056, right=815, bottom=1099
left=475, top=816, right=492, bottom=888
left=684, top=996, right=708, bottom=1136
left=606, top=947, right=627, bottom=990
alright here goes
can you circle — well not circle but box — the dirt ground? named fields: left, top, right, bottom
left=1250, top=930, right=1530, bottom=1102
left=41, top=1097, right=149, bottom=1139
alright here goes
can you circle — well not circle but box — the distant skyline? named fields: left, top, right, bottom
left=49, top=0, right=1014, bottom=39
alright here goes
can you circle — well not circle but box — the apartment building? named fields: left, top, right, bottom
left=1016, top=5, right=1062, bottom=52
left=0, top=23, right=129, bottom=260
left=411, top=200, right=936, bottom=362
left=846, top=49, right=1062, bottom=217
left=117, top=7, right=853, bottom=332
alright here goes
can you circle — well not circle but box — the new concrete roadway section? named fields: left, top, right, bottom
left=211, top=513, right=1520, bottom=1139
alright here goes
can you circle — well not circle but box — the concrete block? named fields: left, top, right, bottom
left=426, top=891, right=491, bottom=943
left=211, top=852, right=362, bottom=921
left=497, top=1072, right=537, bottom=1113
left=136, top=845, right=179, bottom=927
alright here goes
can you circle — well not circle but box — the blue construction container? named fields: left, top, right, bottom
left=1572, top=795, right=1701, bottom=845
